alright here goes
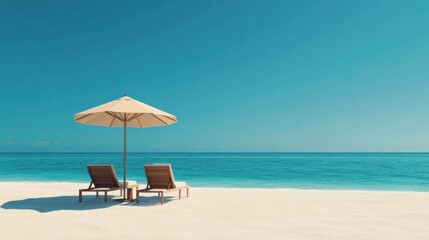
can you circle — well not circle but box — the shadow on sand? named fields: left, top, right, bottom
left=1, top=195, right=178, bottom=213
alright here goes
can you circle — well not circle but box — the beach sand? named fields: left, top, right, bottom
left=0, top=182, right=429, bottom=240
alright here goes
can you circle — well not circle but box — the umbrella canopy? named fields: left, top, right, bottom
left=74, top=95, right=177, bottom=201
left=74, top=96, right=177, bottom=127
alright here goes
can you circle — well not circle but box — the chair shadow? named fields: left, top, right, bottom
left=1, top=195, right=124, bottom=213
left=135, top=195, right=177, bottom=207
left=2, top=195, right=184, bottom=212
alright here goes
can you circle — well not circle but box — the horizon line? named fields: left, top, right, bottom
left=2, top=151, right=429, bottom=154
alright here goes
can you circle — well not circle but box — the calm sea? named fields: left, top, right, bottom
left=0, top=153, right=428, bottom=191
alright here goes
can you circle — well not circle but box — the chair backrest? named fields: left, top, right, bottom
left=87, top=164, right=120, bottom=188
left=144, top=164, right=176, bottom=189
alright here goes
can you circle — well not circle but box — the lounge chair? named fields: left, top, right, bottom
left=79, top=164, right=137, bottom=202
left=136, top=164, right=189, bottom=204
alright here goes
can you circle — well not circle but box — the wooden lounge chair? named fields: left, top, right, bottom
left=79, top=164, right=123, bottom=202
left=136, top=164, right=189, bottom=204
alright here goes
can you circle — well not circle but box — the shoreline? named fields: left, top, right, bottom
left=0, top=180, right=428, bottom=193
left=1, top=182, right=429, bottom=239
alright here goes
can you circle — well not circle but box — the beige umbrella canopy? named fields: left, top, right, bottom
left=74, top=95, right=177, bottom=200
left=74, top=95, right=177, bottom=127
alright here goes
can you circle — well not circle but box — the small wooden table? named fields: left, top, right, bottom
left=124, top=183, right=139, bottom=201
left=119, top=181, right=139, bottom=202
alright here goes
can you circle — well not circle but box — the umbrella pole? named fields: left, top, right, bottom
left=123, top=121, right=127, bottom=200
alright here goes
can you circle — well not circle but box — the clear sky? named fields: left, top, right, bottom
left=1, top=0, right=429, bottom=152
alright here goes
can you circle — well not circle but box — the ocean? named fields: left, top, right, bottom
left=0, top=152, right=428, bottom=191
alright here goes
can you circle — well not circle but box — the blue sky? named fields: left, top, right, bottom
left=1, top=0, right=429, bottom=152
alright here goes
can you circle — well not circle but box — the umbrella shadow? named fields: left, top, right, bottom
left=1, top=195, right=128, bottom=213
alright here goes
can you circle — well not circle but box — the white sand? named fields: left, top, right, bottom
left=1, top=182, right=429, bottom=240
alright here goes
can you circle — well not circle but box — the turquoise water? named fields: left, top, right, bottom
left=0, top=153, right=429, bottom=191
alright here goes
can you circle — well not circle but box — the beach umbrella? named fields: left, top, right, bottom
left=74, top=95, right=177, bottom=200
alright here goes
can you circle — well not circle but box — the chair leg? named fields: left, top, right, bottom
left=104, top=191, right=107, bottom=202
left=158, top=192, right=160, bottom=198
left=136, top=190, right=140, bottom=203
left=179, top=190, right=181, bottom=199
left=96, top=191, right=99, bottom=198
left=79, top=190, right=82, bottom=202
left=161, top=192, right=164, bottom=205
